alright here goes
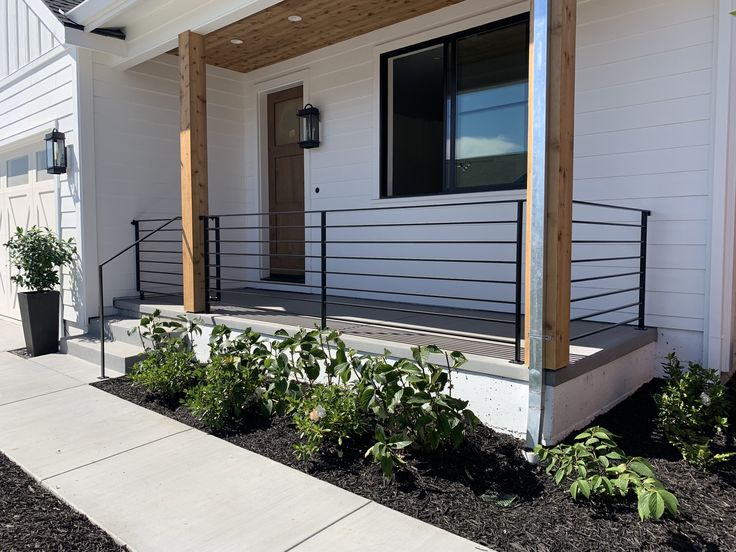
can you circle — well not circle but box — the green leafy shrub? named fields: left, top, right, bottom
left=4, top=226, right=76, bottom=291
left=654, top=352, right=734, bottom=469
left=293, top=384, right=366, bottom=461
left=131, top=349, right=200, bottom=399
left=356, top=346, right=479, bottom=478
left=365, top=425, right=413, bottom=477
left=129, top=309, right=200, bottom=352
left=186, top=353, right=266, bottom=430
left=535, top=426, right=678, bottom=521
left=129, top=310, right=202, bottom=400
left=270, top=328, right=326, bottom=384
left=186, top=325, right=273, bottom=429
left=127, top=317, right=480, bottom=478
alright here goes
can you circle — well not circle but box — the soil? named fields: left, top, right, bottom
left=7, top=348, right=32, bottom=360
left=0, top=452, right=126, bottom=551
left=92, top=377, right=736, bottom=552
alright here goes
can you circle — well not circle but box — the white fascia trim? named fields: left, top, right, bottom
left=65, top=0, right=139, bottom=31
left=24, top=0, right=66, bottom=42
left=64, top=27, right=127, bottom=57
left=70, top=46, right=98, bottom=329
left=111, top=0, right=282, bottom=71
left=705, top=0, right=736, bottom=372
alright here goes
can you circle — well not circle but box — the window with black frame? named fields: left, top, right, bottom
left=381, top=15, right=530, bottom=198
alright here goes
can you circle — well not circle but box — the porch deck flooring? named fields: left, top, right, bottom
left=117, top=288, right=653, bottom=366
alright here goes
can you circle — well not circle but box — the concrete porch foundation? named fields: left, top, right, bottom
left=107, top=290, right=657, bottom=442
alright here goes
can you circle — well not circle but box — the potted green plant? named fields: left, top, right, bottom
left=4, top=226, right=76, bottom=356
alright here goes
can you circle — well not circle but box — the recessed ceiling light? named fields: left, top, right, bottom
left=287, top=15, right=302, bottom=22
left=230, top=38, right=244, bottom=45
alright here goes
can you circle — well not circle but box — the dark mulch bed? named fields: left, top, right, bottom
left=93, top=377, right=736, bottom=552
left=7, top=348, right=32, bottom=360
left=0, top=452, right=126, bottom=551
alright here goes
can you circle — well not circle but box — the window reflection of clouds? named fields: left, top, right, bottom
left=382, top=16, right=529, bottom=196
left=457, top=82, right=528, bottom=159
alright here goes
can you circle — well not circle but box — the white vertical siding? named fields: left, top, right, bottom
left=0, top=0, right=59, bottom=81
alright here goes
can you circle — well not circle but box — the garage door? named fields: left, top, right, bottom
left=0, top=145, right=57, bottom=320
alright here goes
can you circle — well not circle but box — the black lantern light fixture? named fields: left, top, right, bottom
left=44, top=128, right=67, bottom=174
left=297, top=104, right=320, bottom=149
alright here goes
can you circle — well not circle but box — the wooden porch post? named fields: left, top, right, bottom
left=179, top=31, right=208, bottom=313
left=524, top=0, right=577, bottom=444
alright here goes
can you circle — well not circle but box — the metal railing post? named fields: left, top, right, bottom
left=96, top=216, right=180, bottom=377
left=132, top=220, right=143, bottom=299
left=203, top=216, right=211, bottom=314
left=513, top=200, right=524, bottom=364
left=98, top=264, right=107, bottom=379
left=320, top=211, right=327, bottom=329
left=213, top=216, right=222, bottom=302
left=637, top=210, right=650, bottom=330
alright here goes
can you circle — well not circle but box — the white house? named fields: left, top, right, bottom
left=1, top=0, right=734, bottom=444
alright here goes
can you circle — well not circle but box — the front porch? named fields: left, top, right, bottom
left=108, top=284, right=656, bottom=441
left=128, top=196, right=652, bottom=365
left=89, top=0, right=663, bottom=443
left=114, top=288, right=656, bottom=368
left=173, top=1, right=583, bottom=401
left=110, top=195, right=656, bottom=441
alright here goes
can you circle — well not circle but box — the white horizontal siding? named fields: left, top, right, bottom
left=573, top=0, right=716, bottom=362
left=0, top=0, right=58, bottom=81
left=92, top=0, right=717, bottom=364
left=0, top=49, right=80, bottom=323
left=92, top=54, right=246, bottom=303
left=237, top=0, right=717, bottom=359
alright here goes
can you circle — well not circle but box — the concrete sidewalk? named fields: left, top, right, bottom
left=0, top=345, right=490, bottom=551
left=0, top=317, right=26, bottom=352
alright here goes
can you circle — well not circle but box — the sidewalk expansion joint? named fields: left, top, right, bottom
left=41, top=428, right=193, bottom=482
left=0, top=383, right=88, bottom=408
left=27, top=358, right=116, bottom=384
left=281, top=500, right=372, bottom=552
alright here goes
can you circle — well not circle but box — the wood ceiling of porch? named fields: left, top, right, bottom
left=185, top=0, right=466, bottom=74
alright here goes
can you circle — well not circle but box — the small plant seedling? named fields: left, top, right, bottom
left=535, top=426, right=678, bottom=522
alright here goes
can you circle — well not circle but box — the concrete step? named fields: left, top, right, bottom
left=113, top=298, right=179, bottom=322
left=60, top=336, right=146, bottom=373
left=88, top=317, right=147, bottom=347
left=99, top=305, right=121, bottom=317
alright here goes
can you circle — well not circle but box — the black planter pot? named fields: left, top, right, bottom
left=18, top=291, right=60, bottom=357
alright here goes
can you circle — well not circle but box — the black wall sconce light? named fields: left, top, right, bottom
left=297, top=104, right=320, bottom=149
left=44, top=128, right=67, bottom=174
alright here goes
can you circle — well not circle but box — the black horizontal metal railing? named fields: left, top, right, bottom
left=133, top=217, right=189, bottom=300
left=201, top=199, right=527, bottom=363
left=569, top=201, right=651, bottom=342
left=121, top=198, right=650, bottom=368
left=98, top=216, right=181, bottom=379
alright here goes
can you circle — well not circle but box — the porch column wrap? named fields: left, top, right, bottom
left=179, top=30, right=208, bottom=313
left=525, top=0, right=577, bottom=371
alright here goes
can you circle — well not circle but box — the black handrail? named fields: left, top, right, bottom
left=569, top=203, right=651, bottom=341
left=98, top=216, right=181, bottom=379
left=198, top=199, right=527, bottom=362
left=126, top=198, right=650, bottom=364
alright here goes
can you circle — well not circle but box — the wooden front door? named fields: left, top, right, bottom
left=267, top=86, right=305, bottom=282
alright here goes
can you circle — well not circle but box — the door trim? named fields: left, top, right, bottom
left=266, top=85, right=305, bottom=282
left=254, top=71, right=312, bottom=287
